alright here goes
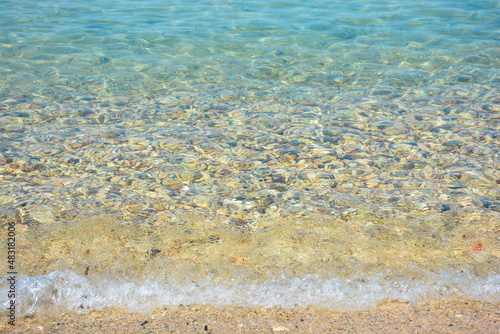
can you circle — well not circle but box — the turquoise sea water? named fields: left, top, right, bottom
left=0, top=0, right=499, bottom=315
left=1, top=0, right=499, bottom=100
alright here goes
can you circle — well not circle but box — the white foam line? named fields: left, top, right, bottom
left=1, top=269, right=499, bottom=316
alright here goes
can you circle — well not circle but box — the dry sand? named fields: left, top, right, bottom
left=1, top=298, right=498, bottom=333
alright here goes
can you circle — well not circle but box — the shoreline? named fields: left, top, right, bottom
left=2, top=298, right=498, bottom=333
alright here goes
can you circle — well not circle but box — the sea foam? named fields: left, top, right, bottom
left=1, top=269, right=498, bottom=316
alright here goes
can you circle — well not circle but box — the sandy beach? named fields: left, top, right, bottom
left=2, top=298, right=498, bottom=333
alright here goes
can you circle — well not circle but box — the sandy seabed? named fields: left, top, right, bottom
left=1, top=298, right=498, bottom=333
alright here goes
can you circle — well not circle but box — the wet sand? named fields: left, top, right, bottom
left=3, top=298, right=498, bottom=333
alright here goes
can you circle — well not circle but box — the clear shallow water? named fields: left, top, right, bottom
left=1, top=0, right=499, bottom=99
left=0, top=0, right=499, bottom=315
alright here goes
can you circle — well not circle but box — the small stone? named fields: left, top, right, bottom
left=444, top=140, right=461, bottom=147
left=415, top=202, right=429, bottom=211
left=373, top=89, right=392, bottom=95
left=459, top=111, right=477, bottom=120
left=344, top=146, right=359, bottom=152
left=130, top=144, right=146, bottom=151
left=153, top=204, right=166, bottom=211
left=383, top=126, right=406, bottom=136
left=457, top=76, right=471, bottom=82
left=441, top=204, right=451, bottom=211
